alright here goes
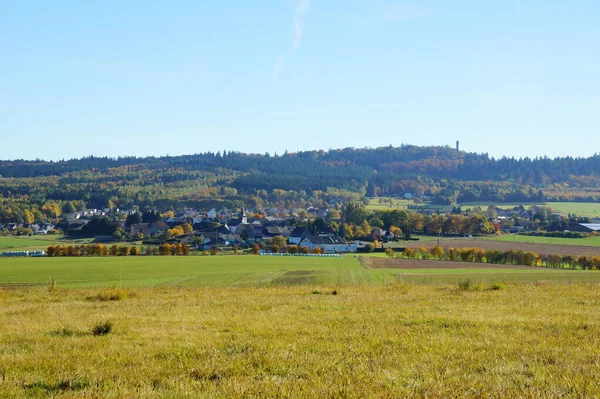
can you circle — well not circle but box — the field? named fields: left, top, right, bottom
left=2, top=283, right=600, bottom=397
left=0, top=256, right=385, bottom=288
left=488, top=234, right=600, bottom=247
left=0, top=235, right=93, bottom=252
left=3, top=254, right=600, bottom=288
left=402, top=237, right=600, bottom=257
left=366, top=197, right=412, bottom=210
left=461, top=201, right=600, bottom=217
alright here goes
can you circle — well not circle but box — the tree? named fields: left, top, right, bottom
left=270, top=235, right=287, bottom=248
left=62, top=201, right=77, bottom=215
left=429, top=246, right=445, bottom=260
left=126, top=212, right=142, bottom=227
left=129, top=246, right=140, bottom=256
left=23, top=209, right=35, bottom=224
left=180, top=223, right=193, bottom=234
left=142, top=210, right=161, bottom=223
left=385, top=247, right=395, bottom=258
left=109, top=244, right=119, bottom=256
left=343, top=201, right=370, bottom=225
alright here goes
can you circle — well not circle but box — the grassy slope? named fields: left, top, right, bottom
left=1, top=284, right=600, bottom=398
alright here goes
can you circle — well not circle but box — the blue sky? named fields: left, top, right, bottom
left=1, top=1, right=598, bottom=160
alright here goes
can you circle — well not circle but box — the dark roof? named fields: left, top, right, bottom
left=291, top=227, right=311, bottom=238
left=301, top=235, right=346, bottom=245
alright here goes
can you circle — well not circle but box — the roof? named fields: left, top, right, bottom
left=301, top=235, right=346, bottom=245
left=291, top=227, right=311, bottom=238
left=579, top=223, right=600, bottom=231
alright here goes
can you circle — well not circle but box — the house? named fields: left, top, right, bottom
left=371, top=229, right=386, bottom=241
left=289, top=227, right=311, bottom=245
left=299, top=236, right=358, bottom=253
left=263, top=226, right=291, bottom=238
left=167, top=234, right=196, bottom=246
left=207, top=209, right=217, bottom=219
left=130, top=223, right=151, bottom=237
left=575, top=223, right=600, bottom=233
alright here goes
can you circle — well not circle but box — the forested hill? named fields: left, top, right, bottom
left=1, top=145, right=600, bottom=209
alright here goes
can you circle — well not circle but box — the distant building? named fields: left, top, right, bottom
left=299, top=236, right=358, bottom=253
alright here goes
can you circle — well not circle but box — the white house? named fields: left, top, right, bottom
left=299, top=236, right=358, bottom=253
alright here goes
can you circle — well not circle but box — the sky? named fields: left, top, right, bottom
left=1, top=1, right=599, bottom=161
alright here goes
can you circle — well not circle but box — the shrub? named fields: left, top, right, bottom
left=92, top=321, right=113, bottom=336
left=457, top=279, right=473, bottom=291
left=48, top=277, right=57, bottom=292
left=490, top=283, right=505, bottom=291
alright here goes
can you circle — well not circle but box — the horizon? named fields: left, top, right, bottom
left=1, top=143, right=598, bottom=163
left=2, top=1, right=599, bottom=160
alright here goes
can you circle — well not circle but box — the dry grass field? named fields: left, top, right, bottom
left=2, top=284, right=600, bottom=398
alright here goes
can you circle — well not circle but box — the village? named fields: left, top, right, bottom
left=3, top=199, right=600, bottom=256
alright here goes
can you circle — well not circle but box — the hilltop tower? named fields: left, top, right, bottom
left=456, top=140, right=460, bottom=151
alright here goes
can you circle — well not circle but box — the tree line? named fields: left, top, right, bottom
left=388, top=246, right=600, bottom=270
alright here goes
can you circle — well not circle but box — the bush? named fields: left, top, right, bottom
left=457, top=279, right=473, bottom=291
left=92, top=321, right=113, bottom=336
left=490, top=283, right=505, bottom=291
left=359, top=244, right=374, bottom=253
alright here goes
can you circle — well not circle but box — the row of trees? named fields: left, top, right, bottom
left=389, top=246, right=600, bottom=270
left=46, top=243, right=190, bottom=257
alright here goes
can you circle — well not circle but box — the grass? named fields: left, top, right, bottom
left=2, top=284, right=600, bottom=397
left=388, top=267, right=600, bottom=284
left=366, top=197, right=413, bottom=210
left=0, top=235, right=95, bottom=252
left=0, top=256, right=386, bottom=287
left=487, top=234, right=600, bottom=246
left=2, top=255, right=600, bottom=287
left=461, top=201, right=600, bottom=217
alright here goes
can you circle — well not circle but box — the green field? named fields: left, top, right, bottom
left=2, top=255, right=600, bottom=288
left=486, top=234, right=600, bottom=246
left=0, top=235, right=94, bottom=252
left=366, top=197, right=412, bottom=210
left=462, top=201, right=600, bottom=217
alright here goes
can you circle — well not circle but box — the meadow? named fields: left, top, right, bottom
left=462, top=201, right=600, bottom=217
left=0, top=235, right=93, bottom=252
left=3, top=254, right=600, bottom=289
left=487, top=233, right=600, bottom=247
left=2, top=283, right=600, bottom=398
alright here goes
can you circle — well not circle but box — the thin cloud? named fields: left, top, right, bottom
left=273, top=0, right=311, bottom=80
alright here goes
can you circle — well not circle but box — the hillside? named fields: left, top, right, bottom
left=1, top=145, right=600, bottom=212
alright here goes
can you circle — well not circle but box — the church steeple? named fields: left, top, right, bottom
left=241, top=207, right=248, bottom=224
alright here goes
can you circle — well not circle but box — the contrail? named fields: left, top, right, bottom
left=273, top=0, right=311, bottom=80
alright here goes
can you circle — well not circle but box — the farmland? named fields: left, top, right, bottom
left=402, top=237, right=600, bottom=257
left=461, top=201, right=600, bottom=217
left=0, top=235, right=92, bottom=252
left=2, top=254, right=599, bottom=288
